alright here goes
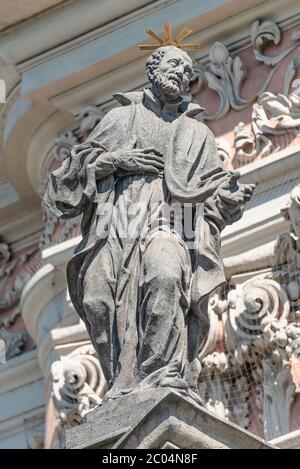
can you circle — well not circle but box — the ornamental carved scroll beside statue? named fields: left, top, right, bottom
left=44, top=25, right=255, bottom=405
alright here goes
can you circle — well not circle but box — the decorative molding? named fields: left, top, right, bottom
left=284, top=48, right=300, bottom=96
left=275, top=183, right=300, bottom=268
left=74, top=105, right=105, bottom=140
left=198, top=276, right=299, bottom=438
left=24, top=415, right=45, bottom=449
left=250, top=20, right=282, bottom=66
left=250, top=19, right=300, bottom=67
left=0, top=349, right=41, bottom=395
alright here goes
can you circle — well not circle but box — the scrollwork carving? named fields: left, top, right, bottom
left=0, top=242, right=41, bottom=310
left=233, top=122, right=257, bottom=167
left=252, top=91, right=300, bottom=158
left=194, top=42, right=251, bottom=121
left=198, top=270, right=300, bottom=439
left=215, top=137, right=231, bottom=166
left=0, top=327, right=28, bottom=360
left=251, top=20, right=282, bottom=66
left=75, top=105, right=105, bottom=138
left=191, top=20, right=300, bottom=123
left=51, top=345, right=107, bottom=431
left=228, top=278, right=289, bottom=341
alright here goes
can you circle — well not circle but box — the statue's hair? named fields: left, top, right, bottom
left=145, top=46, right=193, bottom=83
left=145, top=47, right=169, bottom=82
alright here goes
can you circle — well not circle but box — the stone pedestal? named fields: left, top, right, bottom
left=66, top=389, right=275, bottom=449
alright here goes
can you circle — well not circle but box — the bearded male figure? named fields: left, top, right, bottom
left=44, top=41, right=254, bottom=403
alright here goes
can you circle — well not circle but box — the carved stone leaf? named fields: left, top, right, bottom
left=199, top=42, right=251, bottom=120
left=251, top=20, right=281, bottom=66
left=209, top=42, right=229, bottom=72
left=232, top=56, right=247, bottom=91
left=202, top=71, right=229, bottom=120
left=262, top=357, right=295, bottom=440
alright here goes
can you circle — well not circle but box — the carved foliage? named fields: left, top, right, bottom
left=192, top=42, right=251, bottom=121
left=191, top=19, right=300, bottom=132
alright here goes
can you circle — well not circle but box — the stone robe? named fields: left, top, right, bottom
left=44, top=88, right=241, bottom=398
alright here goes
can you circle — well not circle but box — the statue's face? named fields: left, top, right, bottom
left=155, top=47, right=193, bottom=99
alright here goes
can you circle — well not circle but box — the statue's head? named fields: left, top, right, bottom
left=146, top=46, right=193, bottom=100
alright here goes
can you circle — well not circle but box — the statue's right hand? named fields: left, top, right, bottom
left=110, top=147, right=164, bottom=175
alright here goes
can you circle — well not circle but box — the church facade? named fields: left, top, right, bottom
left=1, top=0, right=300, bottom=448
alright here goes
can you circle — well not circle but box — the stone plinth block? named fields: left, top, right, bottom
left=66, top=389, right=276, bottom=449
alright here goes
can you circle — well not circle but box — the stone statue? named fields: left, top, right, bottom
left=44, top=33, right=254, bottom=404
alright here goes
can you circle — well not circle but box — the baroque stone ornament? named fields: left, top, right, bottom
left=251, top=20, right=283, bottom=66
left=233, top=122, right=257, bottom=167
left=215, top=137, right=231, bottom=166
left=51, top=345, right=106, bottom=430
left=198, top=277, right=299, bottom=438
left=0, top=239, right=40, bottom=309
left=44, top=43, right=254, bottom=405
left=198, top=183, right=300, bottom=439
left=223, top=88, right=300, bottom=169
left=191, top=19, right=300, bottom=122
left=194, top=42, right=251, bottom=121
left=0, top=238, right=41, bottom=359
left=252, top=91, right=300, bottom=158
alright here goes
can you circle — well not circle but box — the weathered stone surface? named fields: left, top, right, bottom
left=66, top=389, right=275, bottom=449
left=44, top=44, right=254, bottom=404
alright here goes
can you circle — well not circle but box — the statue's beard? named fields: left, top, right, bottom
left=154, top=71, right=183, bottom=99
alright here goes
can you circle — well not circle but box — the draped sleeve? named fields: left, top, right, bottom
left=43, top=106, right=131, bottom=219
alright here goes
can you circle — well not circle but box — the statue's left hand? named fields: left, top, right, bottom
left=214, top=172, right=256, bottom=223
left=219, top=172, right=256, bottom=206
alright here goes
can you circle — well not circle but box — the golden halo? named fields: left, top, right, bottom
left=138, top=23, right=199, bottom=51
